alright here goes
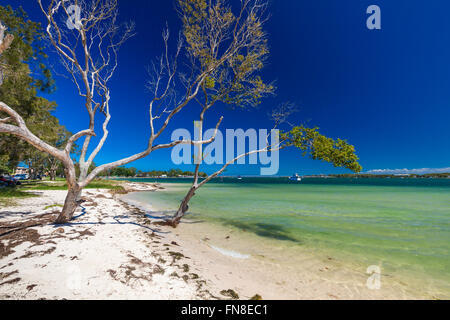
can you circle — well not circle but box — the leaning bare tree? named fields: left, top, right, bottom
left=168, top=102, right=363, bottom=227
left=166, top=1, right=363, bottom=226
left=0, top=0, right=278, bottom=223
left=169, top=104, right=290, bottom=227
left=165, top=0, right=275, bottom=226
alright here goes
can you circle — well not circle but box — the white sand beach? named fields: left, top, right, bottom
left=0, top=184, right=211, bottom=300
left=0, top=182, right=429, bottom=300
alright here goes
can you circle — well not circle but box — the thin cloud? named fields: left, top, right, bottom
left=365, top=167, right=450, bottom=175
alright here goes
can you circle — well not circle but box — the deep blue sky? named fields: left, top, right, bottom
left=4, top=0, right=450, bottom=175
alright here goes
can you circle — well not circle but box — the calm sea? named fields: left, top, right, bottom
left=123, top=177, right=450, bottom=298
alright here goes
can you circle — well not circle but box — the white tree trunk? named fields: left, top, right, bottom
left=170, top=185, right=197, bottom=227
left=56, top=185, right=81, bottom=224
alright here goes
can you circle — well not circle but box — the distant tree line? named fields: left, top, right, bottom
left=97, top=167, right=207, bottom=178
left=328, top=173, right=450, bottom=179
left=420, top=173, right=450, bottom=179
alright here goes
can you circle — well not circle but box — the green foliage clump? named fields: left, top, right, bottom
left=100, top=166, right=137, bottom=177
left=0, top=5, right=55, bottom=113
left=0, top=5, right=67, bottom=175
left=178, top=0, right=274, bottom=108
left=43, top=204, right=63, bottom=210
left=109, top=185, right=128, bottom=195
left=282, top=126, right=362, bottom=173
left=0, top=154, right=11, bottom=174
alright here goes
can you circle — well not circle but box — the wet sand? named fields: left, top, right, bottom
left=123, top=188, right=431, bottom=300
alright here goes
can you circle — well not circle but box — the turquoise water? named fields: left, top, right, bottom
left=125, top=178, right=450, bottom=297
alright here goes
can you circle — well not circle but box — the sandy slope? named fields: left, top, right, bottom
left=0, top=185, right=214, bottom=300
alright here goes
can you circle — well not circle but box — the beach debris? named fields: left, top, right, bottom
left=168, top=251, right=184, bottom=262
left=152, top=265, right=165, bottom=275
left=327, top=293, right=339, bottom=300
left=153, top=220, right=174, bottom=227
left=220, top=289, right=239, bottom=300
left=0, top=212, right=65, bottom=259
left=26, top=284, right=38, bottom=291
left=250, top=294, right=263, bottom=300
left=0, top=277, right=21, bottom=287
left=0, top=270, right=18, bottom=281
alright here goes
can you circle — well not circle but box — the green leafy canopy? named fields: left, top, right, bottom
left=0, top=5, right=69, bottom=172
left=282, top=126, right=363, bottom=173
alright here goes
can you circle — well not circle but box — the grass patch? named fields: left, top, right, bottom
left=20, top=179, right=122, bottom=191
left=86, top=180, right=122, bottom=189
left=109, top=185, right=128, bottom=195
left=0, top=187, right=38, bottom=206
left=44, top=204, right=63, bottom=210
left=21, top=182, right=67, bottom=191
left=1, top=179, right=123, bottom=206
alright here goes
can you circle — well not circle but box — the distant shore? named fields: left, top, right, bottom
left=110, top=173, right=450, bottom=180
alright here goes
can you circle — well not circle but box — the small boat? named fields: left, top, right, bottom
left=289, top=173, right=302, bottom=182
left=237, top=176, right=243, bottom=180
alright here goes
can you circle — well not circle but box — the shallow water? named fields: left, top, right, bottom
left=124, top=177, right=450, bottom=298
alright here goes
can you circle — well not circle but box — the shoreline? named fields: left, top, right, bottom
left=121, top=185, right=441, bottom=300
left=0, top=181, right=445, bottom=300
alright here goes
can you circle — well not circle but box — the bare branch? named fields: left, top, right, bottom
left=0, top=21, right=14, bottom=55
left=271, top=102, right=298, bottom=127
left=64, top=129, right=96, bottom=154
left=197, top=137, right=287, bottom=189
left=152, top=116, right=224, bottom=152
left=0, top=102, right=66, bottom=162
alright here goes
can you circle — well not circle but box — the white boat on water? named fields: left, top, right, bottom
left=289, top=173, right=302, bottom=182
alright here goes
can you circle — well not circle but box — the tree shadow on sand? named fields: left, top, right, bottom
left=144, top=211, right=206, bottom=225
left=219, top=219, right=301, bottom=243
left=62, top=219, right=169, bottom=235
left=0, top=211, right=33, bottom=219
left=60, top=205, right=170, bottom=234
